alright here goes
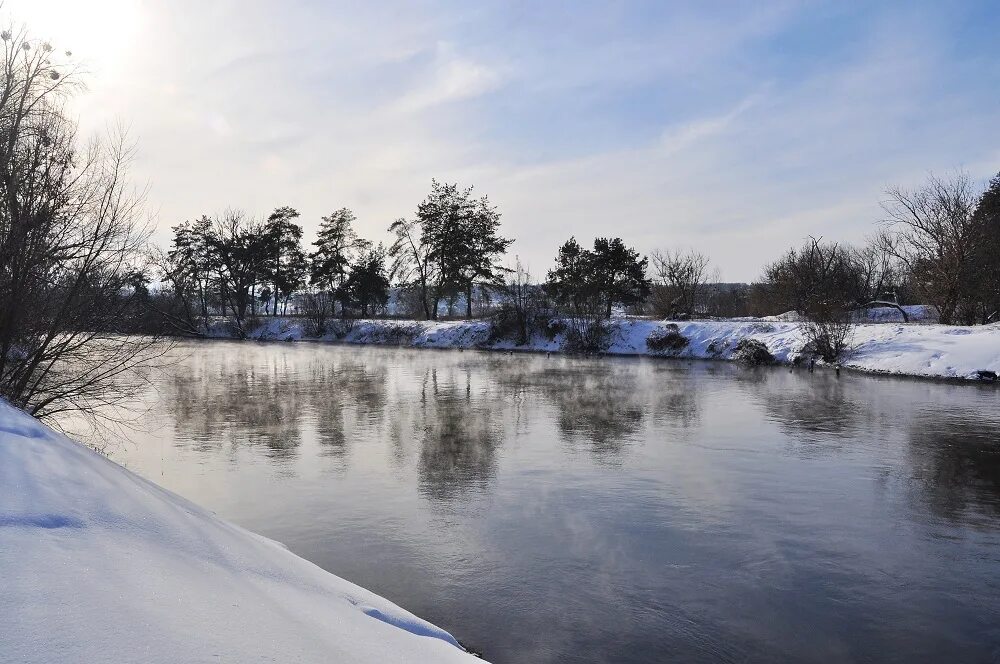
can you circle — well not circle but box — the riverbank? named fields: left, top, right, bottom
left=0, top=400, right=482, bottom=663
left=213, top=316, right=1000, bottom=382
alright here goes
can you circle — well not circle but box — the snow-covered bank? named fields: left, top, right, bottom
left=0, top=401, right=482, bottom=663
left=226, top=315, right=1000, bottom=382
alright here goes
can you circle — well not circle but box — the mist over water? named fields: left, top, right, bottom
left=114, top=341, right=1000, bottom=663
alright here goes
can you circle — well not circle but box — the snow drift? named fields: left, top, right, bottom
left=0, top=400, right=481, bottom=663
left=224, top=315, right=1000, bottom=382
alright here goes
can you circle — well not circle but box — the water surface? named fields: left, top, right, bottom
left=112, top=341, right=1000, bottom=663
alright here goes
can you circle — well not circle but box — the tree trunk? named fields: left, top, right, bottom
left=199, top=282, right=208, bottom=320
left=419, top=280, right=429, bottom=320
left=466, top=283, right=473, bottom=318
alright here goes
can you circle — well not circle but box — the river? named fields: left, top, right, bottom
left=109, top=340, right=1000, bottom=663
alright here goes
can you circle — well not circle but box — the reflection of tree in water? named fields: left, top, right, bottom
left=486, top=357, right=708, bottom=464
left=416, top=367, right=502, bottom=502
left=166, top=353, right=305, bottom=460
left=554, top=372, right=642, bottom=462
left=165, top=346, right=391, bottom=465
left=497, top=362, right=645, bottom=464
left=648, top=368, right=702, bottom=429
left=908, top=413, right=1000, bottom=523
left=307, top=361, right=388, bottom=460
left=747, top=371, right=886, bottom=455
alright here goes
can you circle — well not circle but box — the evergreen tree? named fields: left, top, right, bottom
left=417, top=180, right=512, bottom=318
left=455, top=194, right=512, bottom=317
left=545, top=237, right=599, bottom=315
left=263, top=206, right=306, bottom=315
left=971, top=172, right=1000, bottom=323
left=590, top=237, right=651, bottom=317
left=166, top=216, right=215, bottom=321
left=344, top=244, right=391, bottom=317
left=546, top=237, right=650, bottom=318
left=311, top=208, right=364, bottom=312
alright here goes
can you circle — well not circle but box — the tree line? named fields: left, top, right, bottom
left=155, top=179, right=515, bottom=336
left=153, top=192, right=662, bottom=342
left=756, top=172, right=1000, bottom=326
left=151, top=168, right=1000, bottom=339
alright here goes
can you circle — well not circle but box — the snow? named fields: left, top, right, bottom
left=223, top=315, right=1000, bottom=381
left=0, top=400, right=482, bottom=663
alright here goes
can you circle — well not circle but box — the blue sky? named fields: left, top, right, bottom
left=7, top=0, right=1000, bottom=280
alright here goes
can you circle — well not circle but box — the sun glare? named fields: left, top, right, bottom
left=2, top=0, right=143, bottom=77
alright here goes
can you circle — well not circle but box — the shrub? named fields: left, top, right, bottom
left=488, top=305, right=520, bottom=343
left=562, top=316, right=611, bottom=354
left=733, top=339, right=774, bottom=365
left=803, top=319, right=853, bottom=362
left=706, top=339, right=728, bottom=357
left=328, top=317, right=357, bottom=340
left=488, top=303, right=550, bottom=345
left=302, top=291, right=332, bottom=337
left=646, top=326, right=690, bottom=354
left=371, top=322, right=420, bottom=345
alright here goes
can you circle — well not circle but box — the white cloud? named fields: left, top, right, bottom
left=390, top=43, right=504, bottom=114
left=659, top=93, right=764, bottom=155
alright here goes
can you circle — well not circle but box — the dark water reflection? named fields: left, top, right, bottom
left=116, top=342, right=1000, bottom=663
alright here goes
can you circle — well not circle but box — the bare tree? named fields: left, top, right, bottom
left=649, top=249, right=714, bottom=318
left=0, top=24, right=165, bottom=427
left=879, top=172, right=980, bottom=324
left=849, top=239, right=912, bottom=321
left=387, top=217, right=432, bottom=319
left=760, top=237, right=861, bottom=361
left=489, top=257, right=550, bottom=345
left=761, top=236, right=863, bottom=317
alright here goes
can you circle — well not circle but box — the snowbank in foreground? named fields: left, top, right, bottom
left=0, top=401, right=481, bottom=663
left=228, top=316, right=1000, bottom=381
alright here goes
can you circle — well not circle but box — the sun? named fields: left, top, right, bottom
left=1, top=0, right=143, bottom=77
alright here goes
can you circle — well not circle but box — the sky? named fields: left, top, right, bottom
left=4, top=0, right=999, bottom=281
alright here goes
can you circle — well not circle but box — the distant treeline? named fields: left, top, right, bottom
left=142, top=169, right=1000, bottom=341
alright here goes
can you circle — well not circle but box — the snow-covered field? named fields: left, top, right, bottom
left=0, top=400, right=482, bottom=663
left=221, top=313, right=1000, bottom=382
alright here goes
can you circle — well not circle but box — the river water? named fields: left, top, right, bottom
left=110, top=340, right=1000, bottom=663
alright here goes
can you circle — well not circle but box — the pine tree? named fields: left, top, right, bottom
left=344, top=244, right=391, bottom=317
left=167, top=216, right=215, bottom=321
left=546, top=237, right=650, bottom=318
left=972, top=172, right=1000, bottom=323
left=545, top=237, right=598, bottom=315
left=263, top=206, right=306, bottom=316
left=417, top=180, right=511, bottom=318
left=591, top=237, right=652, bottom=317
left=311, top=209, right=364, bottom=313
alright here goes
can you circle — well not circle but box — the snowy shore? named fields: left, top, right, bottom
left=0, top=400, right=482, bottom=663
left=221, top=314, right=1000, bottom=383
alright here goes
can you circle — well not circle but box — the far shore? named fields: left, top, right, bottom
left=171, top=315, right=1000, bottom=385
